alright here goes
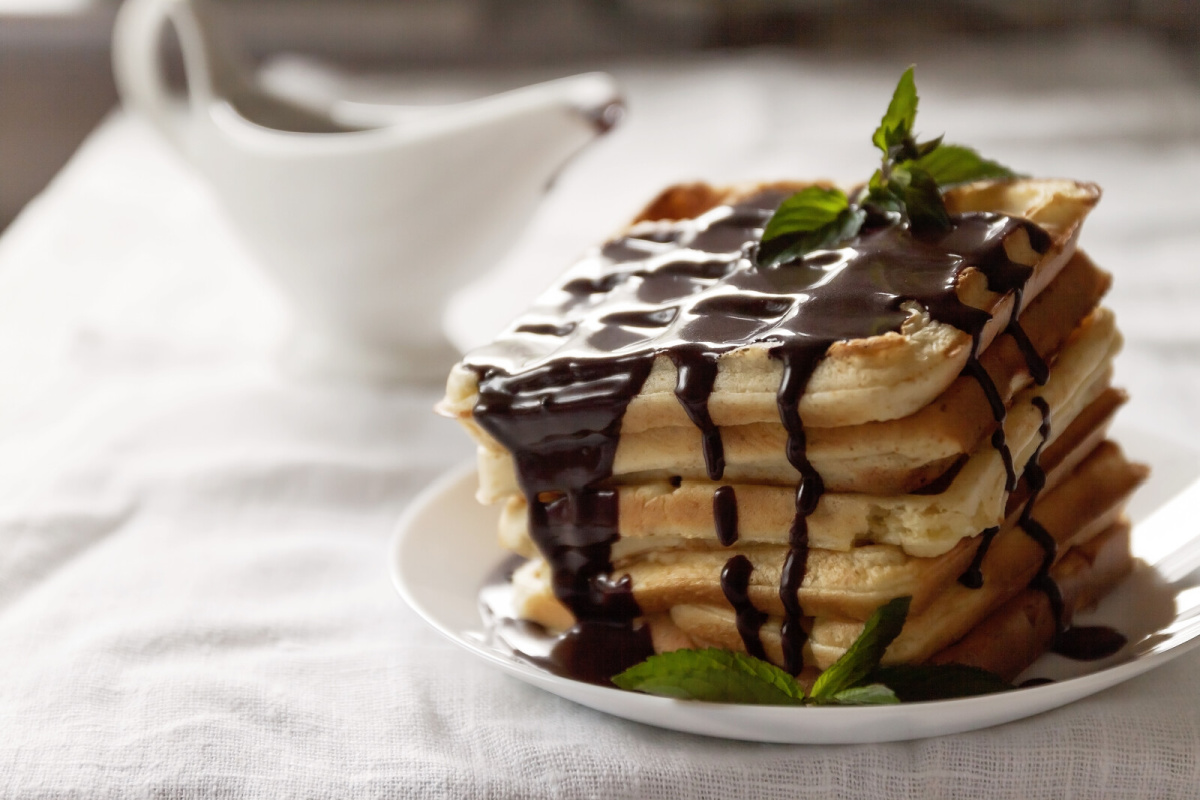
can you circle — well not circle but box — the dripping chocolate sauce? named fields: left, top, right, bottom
left=669, top=346, right=724, bottom=480
left=957, top=286, right=1050, bottom=591
left=958, top=526, right=1000, bottom=590
left=958, top=395, right=1067, bottom=632
left=965, top=359, right=1018, bottom=492
left=1018, top=397, right=1067, bottom=634
left=467, top=190, right=1052, bottom=681
left=774, top=349, right=825, bottom=674
left=478, top=555, right=653, bottom=686
left=1006, top=286, right=1050, bottom=386
left=959, top=398, right=1128, bottom=667
left=713, top=485, right=738, bottom=547
left=721, top=555, right=769, bottom=660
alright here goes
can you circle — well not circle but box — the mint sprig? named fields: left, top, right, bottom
left=612, top=595, right=1014, bottom=705
left=755, top=66, right=1019, bottom=267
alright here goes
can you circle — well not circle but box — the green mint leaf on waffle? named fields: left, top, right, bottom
left=900, top=166, right=952, bottom=234
left=761, top=186, right=850, bottom=242
left=915, top=143, right=1018, bottom=187
left=756, top=67, right=1018, bottom=266
left=756, top=187, right=866, bottom=270
left=872, top=66, right=919, bottom=157
left=809, top=595, right=911, bottom=702
left=612, top=647, right=806, bottom=705
left=867, top=664, right=1014, bottom=702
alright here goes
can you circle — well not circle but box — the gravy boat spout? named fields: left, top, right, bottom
left=113, top=0, right=624, bottom=382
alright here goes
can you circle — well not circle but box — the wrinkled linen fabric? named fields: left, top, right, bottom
left=2, top=35, right=1200, bottom=799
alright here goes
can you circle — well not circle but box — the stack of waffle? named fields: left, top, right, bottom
left=440, top=177, right=1146, bottom=684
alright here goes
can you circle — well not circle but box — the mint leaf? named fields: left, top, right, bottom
left=612, top=648, right=806, bottom=705
left=915, top=144, right=1017, bottom=187
left=761, top=186, right=849, bottom=243
left=864, top=170, right=904, bottom=217
left=868, top=664, right=1013, bottom=702
left=758, top=208, right=865, bottom=269
left=900, top=166, right=951, bottom=233
left=915, top=135, right=944, bottom=159
left=872, top=66, right=918, bottom=156
left=810, top=596, right=911, bottom=701
left=827, top=683, right=900, bottom=706
left=754, top=67, right=1022, bottom=266
left=756, top=187, right=865, bottom=268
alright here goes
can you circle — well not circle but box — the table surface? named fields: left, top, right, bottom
left=3, top=32, right=1200, bottom=799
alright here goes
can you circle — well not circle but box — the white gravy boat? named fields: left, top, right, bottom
left=112, top=0, right=622, bottom=381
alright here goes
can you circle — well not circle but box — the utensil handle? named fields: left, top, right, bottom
left=112, top=0, right=209, bottom=150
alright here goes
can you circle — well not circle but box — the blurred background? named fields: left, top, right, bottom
left=3, top=0, right=1200, bottom=231
left=5, top=4, right=1200, bottom=793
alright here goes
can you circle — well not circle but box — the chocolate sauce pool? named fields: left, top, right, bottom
left=467, top=190, right=1054, bottom=680
left=1053, top=625, right=1127, bottom=660
left=478, top=556, right=653, bottom=686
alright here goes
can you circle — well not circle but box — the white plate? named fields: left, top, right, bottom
left=391, top=423, right=1200, bottom=743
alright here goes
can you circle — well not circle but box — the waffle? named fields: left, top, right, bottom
left=443, top=175, right=1144, bottom=687
left=649, top=517, right=1133, bottom=681
left=509, top=389, right=1134, bottom=627
left=472, top=251, right=1112, bottom=501
left=441, top=179, right=1099, bottom=437
left=495, top=306, right=1120, bottom=559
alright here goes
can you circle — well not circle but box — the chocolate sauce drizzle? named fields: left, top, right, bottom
left=956, top=393, right=1057, bottom=602
left=774, top=349, right=825, bottom=674
left=720, top=555, right=769, bottom=660
left=963, top=358, right=1017, bottom=492
left=955, top=279, right=1053, bottom=592
left=1018, top=397, right=1066, bottom=634
left=959, top=395, right=1127, bottom=662
left=467, top=190, right=1052, bottom=679
left=958, top=526, right=1000, bottom=590
left=1007, top=286, right=1050, bottom=386
left=713, top=485, right=739, bottom=547
left=669, top=346, right=724, bottom=480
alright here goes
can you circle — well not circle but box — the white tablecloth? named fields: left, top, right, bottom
left=3, top=32, right=1200, bottom=798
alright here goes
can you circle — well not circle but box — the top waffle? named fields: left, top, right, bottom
left=441, top=178, right=1100, bottom=497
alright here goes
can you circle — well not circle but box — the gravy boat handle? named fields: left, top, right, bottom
left=113, top=0, right=195, bottom=149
